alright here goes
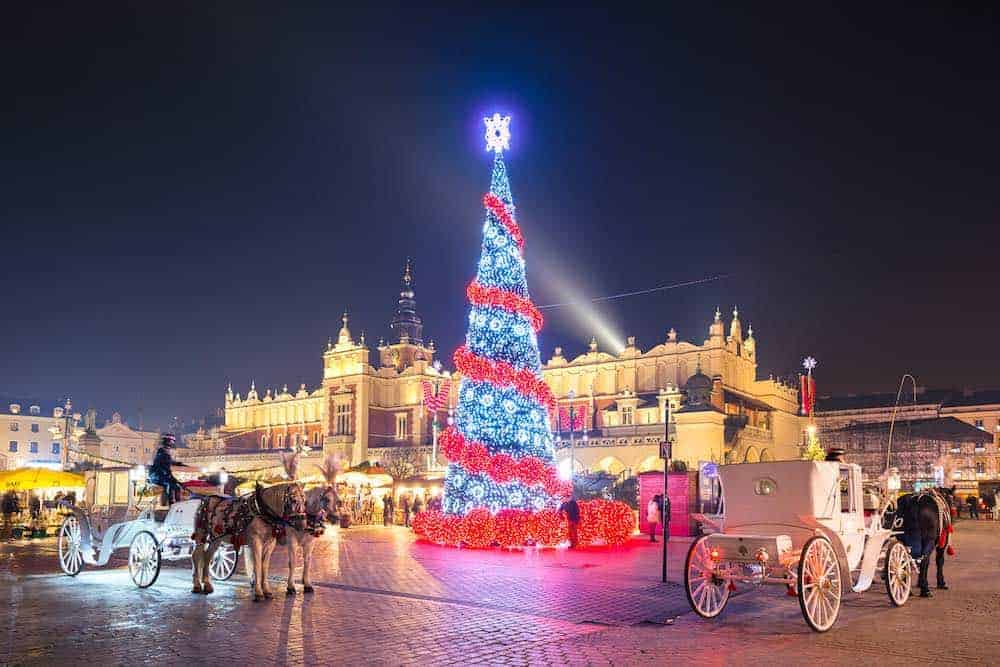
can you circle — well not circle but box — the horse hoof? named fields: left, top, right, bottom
left=286, top=587, right=296, bottom=595
left=191, top=587, right=203, bottom=594
left=919, top=589, right=933, bottom=598
left=253, top=594, right=262, bottom=602
left=303, top=585, right=315, bottom=594
left=263, top=591, right=273, bottom=599
left=202, top=586, right=214, bottom=595
left=937, top=584, right=949, bottom=590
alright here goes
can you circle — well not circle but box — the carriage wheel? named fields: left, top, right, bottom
left=797, top=536, right=842, bottom=632
left=128, top=531, right=161, bottom=588
left=58, top=515, right=84, bottom=576
left=885, top=540, right=911, bottom=607
left=209, top=542, right=239, bottom=581
left=684, top=535, right=730, bottom=619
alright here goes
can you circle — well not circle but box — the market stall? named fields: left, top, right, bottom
left=0, top=468, right=85, bottom=538
left=337, top=465, right=393, bottom=525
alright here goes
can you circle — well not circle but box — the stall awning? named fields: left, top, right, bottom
left=0, top=468, right=85, bottom=491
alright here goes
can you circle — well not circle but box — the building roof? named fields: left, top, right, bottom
left=833, top=417, right=992, bottom=443
left=816, top=390, right=949, bottom=412
left=0, top=396, right=64, bottom=416
left=943, top=389, right=1000, bottom=408
left=815, top=387, right=1000, bottom=413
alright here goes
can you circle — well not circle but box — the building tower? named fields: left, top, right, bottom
left=389, top=257, right=424, bottom=345
left=379, top=258, right=435, bottom=370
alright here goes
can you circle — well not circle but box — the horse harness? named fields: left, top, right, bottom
left=251, top=483, right=307, bottom=544
left=194, top=483, right=305, bottom=548
left=912, top=488, right=955, bottom=551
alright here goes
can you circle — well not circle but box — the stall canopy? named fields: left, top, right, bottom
left=339, top=464, right=392, bottom=488
left=0, top=468, right=85, bottom=491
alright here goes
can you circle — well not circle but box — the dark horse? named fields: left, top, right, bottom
left=894, top=487, right=955, bottom=597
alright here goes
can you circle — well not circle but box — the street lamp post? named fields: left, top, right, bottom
left=48, top=398, right=81, bottom=471
left=661, top=396, right=674, bottom=583
left=567, top=390, right=576, bottom=479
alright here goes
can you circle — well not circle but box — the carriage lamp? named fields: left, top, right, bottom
left=218, top=471, right=229, bottom=485
left=709, top=547, right=721, bottom=561
left=129, top=465, right=147, bottom=482
left=755, top=547, right=770, bottom=563
left=886, top=468, right=901, bottom=493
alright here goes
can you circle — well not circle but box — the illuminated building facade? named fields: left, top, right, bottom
left=545, top=308, right=804, bottom=476
left=213, top=261, right=452, bottom=471
left=1, top=402, right=66, bottom=470
left=207, top=294, right=805, bottom=480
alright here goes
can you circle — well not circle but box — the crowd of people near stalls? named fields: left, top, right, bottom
left=334, top=484, right=442, bottom=528
left=1, top=489, right=77, bottom=539
left=957, top=490, right=1000, bottom=520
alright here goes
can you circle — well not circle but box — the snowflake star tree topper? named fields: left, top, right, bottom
left=484, top=113, right=511, bottom=154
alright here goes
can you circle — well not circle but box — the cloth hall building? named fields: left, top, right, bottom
left=196, top=262, right=805, bottom=477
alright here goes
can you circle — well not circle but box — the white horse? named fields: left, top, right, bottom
left=282, top=456, right=339, bottom=595
left=191, top=473, right=307, bottom=601
left=283, top=483, right=338, bottom=594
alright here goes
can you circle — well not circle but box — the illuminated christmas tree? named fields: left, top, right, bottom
left=414, top=115, right=632, bottom=548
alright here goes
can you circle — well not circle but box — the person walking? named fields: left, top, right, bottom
left=559, top=496, right=580, bottom=548
left=401, top=493, right=411, bottom=527
left=968, top=495, right=979, bottom=520
left=647, top=494, right=662, bottom=542
left=383, top=493, right=395, bottom=526
left=412, top=494, right=424, bottom=517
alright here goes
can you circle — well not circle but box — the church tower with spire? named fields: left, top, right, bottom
left=379, top=258, right=435, bottom=371
left=389, top=257, right=424, bottom=345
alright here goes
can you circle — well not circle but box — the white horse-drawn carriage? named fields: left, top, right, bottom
left=57, top=467, right=239, bottom=587
left=686, top=460, right=910, bottom=632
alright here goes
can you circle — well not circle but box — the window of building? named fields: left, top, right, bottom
left=51, top=442, right=60, bottom=454
left=396, top=413, right=408, bottom=440
left=976, top=461, right=985, bottom=475
left=29, top=442, right=38, bottom=453
left=29, top=405, right=40, bottom=416
left=313, top=431, right=320, bottom=446
left=9, top=422, right=18, bottom=432
left=621, top=407, right=634, bottom=426
left=974, top=419, right=985, bottom=430
left=30, top=423, right=39, bottom=433
left=261, top=434, right=268, bottom=449
left=335, top=403, right=352, bottom=435
left=130, top=447, right=135, bottom=453
left=8, top=441, right=17, bottom=452
left=277, top=434, right=284, bottom=448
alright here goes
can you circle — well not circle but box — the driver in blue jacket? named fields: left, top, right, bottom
left=148, top=434, right=184, bottom=504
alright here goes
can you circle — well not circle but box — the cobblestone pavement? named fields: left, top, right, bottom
left=2, top=520, right=998, bottom=665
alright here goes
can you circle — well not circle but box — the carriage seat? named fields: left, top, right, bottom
left=153, top=509, right=170, bottom=522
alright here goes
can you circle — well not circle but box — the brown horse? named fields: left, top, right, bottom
left=191, top=481, right=307, bottom=601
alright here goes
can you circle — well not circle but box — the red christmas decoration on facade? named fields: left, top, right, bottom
left=421, top=380, right=451, bottom=413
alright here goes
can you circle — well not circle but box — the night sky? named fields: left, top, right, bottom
left=4, top=5, right=998, bottom=428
